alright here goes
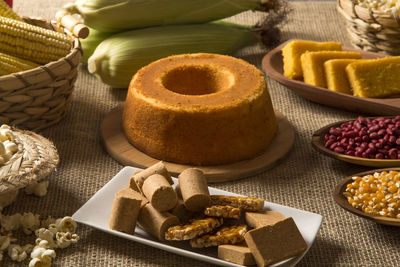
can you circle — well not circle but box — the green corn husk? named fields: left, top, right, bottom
left=88, top=20, right=279, bottom=88
left=66, top=0, right=276, bottom=32
left=80, top=27, right=114, bottom=63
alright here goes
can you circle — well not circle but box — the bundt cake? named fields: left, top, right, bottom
left=122, top=53, right=277, bottom=165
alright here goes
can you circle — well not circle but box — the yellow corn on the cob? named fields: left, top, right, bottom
left=0, top=0, right=21, bottom=21
left=0, top=16, right=72, bottom=64
left=0, top=52, right=39, bottom=76
left=67, top=0, right=278, bottom=32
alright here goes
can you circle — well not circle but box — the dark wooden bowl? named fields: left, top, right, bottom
left=334, top=168, right=400, bottom=227
left=262, top=39, right=400, bottom=115
left=312, top=119, right=400, bottom=167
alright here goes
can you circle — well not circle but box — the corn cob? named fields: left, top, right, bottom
left=80, top=27, right=113, bottom=64
left=0, top=0, right=21, bottom=21
left=0, top=16, right=72, bottom=64
left=66, top=0, right=279, bottom=32
left=0, top=52, right=39, bottom=75
left=88, top=20, right=280, bottom=88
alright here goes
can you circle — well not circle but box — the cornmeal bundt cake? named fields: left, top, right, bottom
left=122, top=53, right=277, bottom=165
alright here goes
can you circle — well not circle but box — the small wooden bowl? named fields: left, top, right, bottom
left=334, top=168, right=400, bottom=227
left=261, top=39, right=400, bottom=115
left=311, top=118, right=400, bottom=167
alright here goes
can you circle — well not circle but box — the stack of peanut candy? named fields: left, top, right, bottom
left=109, top=162, right=308, bottom=266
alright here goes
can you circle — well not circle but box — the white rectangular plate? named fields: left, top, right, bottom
left=72, top=167, right=323, bottom=267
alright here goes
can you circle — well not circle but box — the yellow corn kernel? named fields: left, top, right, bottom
left=0, top=52, right=39, bottom=75
left=0, top=16, right=72, bottom=64
left=0, top=0, right=21, bottom=21
left=344, top=171, right=400, bottom=218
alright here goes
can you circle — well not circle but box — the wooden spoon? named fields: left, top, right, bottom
left=311, top=118, right=400, bottom=167
left=334, top=168, right=400, bottom=227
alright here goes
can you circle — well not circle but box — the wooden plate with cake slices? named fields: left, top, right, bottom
left=311, top=118, right=400, bottom=167
left=334, top=168, right=400, bottom=227
left=262, top=39, right=400, bottom=115
left=100, top=104, right=295, bottom=183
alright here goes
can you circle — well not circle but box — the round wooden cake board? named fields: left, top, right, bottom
left=101, top=104, right=295, bottom=183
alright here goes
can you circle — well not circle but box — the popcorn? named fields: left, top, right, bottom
left=0, top=235, right=12, bottom=251
left=25, top=180, right=50, bottom=197
left=0, top=125, right=18, bottom=166
left=35, top=228, right=56, bottom=249
left=1, top=213, right=22, bottom=232
left=29, top=240, right=56, bottom=267
left=53, top=216, right=77, bottom=234
left=40, top=216, right=56, bottom=229
left=0, top=213, right=79, bottom=265
left=55, top=232, right=79, bottom=249
left=20, top=213, right=41, bottom=235
left=7, top=243, right=33, bottom=262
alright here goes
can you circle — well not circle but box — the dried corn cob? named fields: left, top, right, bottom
left=165, top=217, right=223, bottom=241
left=204, top=205, right=241, bottom=219
left=0, top=0, right=21, bottom=21
left=210, top=195, right=264, bottom=211
left=0, top=52, right=39, bottom=75
left=0, top=16, right=72, bottom=64
left=190, top=225, right=247, bottom=248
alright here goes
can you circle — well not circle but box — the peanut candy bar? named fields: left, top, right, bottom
left=190, top=225, right=247, bottom=248
left=204, top=205, right=241, bottom=219
left=165, top=217, right=223, bottom=241
left=210, top=195, right=264, bottom=211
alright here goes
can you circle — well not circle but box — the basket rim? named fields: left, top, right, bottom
left=0, top=17, right=82, bottom=85
left=338, top=0, right=399, bottom=16
left=0, top=127, right=59, bottom=194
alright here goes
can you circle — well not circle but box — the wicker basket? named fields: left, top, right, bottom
left=0, top=17, right=82, bottom=131
left=337, top=0, right=400, bottom=55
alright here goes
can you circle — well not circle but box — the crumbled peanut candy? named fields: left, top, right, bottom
left=165, top=217, right=223, bottom=241
left=204, top=205, right=241, bottom=219
left=190, top=225, right=247, bottom=248
left=210, top=195, right=264, bottom=211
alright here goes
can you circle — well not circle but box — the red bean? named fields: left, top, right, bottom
left=378, top=149, right=388, bottom=155
left=388, top=135, right=396, bottom=144
left=325, top=116, right=400, bottom=160
left=378, top=129, right=386, bottom=136
left=334, top=147, right=344, bottom=153
left=325, top=140, right=334, bottom=148
left=369, top=132, right=378, bottom=139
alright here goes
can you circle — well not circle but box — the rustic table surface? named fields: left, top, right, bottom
left=3, top=0, right=399, bottom=266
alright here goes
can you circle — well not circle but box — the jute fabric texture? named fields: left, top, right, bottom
left=3, top=0, right=399, bottom=266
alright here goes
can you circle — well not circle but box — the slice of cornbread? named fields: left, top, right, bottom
left=281, top=40, right=342, bottom=80
left=301, top=51, right=362, bottom=88
left=346, top=56, right=400, bottom=98
left=324, top=59, right=359, bottom=94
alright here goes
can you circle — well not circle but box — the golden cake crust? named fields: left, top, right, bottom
left=122, top=53, right=277, bottom=165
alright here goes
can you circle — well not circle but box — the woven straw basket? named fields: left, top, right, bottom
left=0, top=17, right=82, bottom=131
left=337, top=0, right=400, bottom=55
left=0, top=127, right=59, bottom=194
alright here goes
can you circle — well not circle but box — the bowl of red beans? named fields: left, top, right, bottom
left=312, top=116, right=400, bottom=167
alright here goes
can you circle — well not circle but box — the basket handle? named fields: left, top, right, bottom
left=55, top=10, right=89, bottom=39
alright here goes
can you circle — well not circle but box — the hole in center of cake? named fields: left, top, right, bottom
left=162, top=65, right=233, bottom=95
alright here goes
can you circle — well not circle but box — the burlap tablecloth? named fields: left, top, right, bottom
left=3, top=0, right=399, bottom=266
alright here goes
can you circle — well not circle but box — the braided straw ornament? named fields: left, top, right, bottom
left=0, top=128, right=59, bottom=195
left=0, top=17, right=82, bottom=131
left=337, top=0, right=400, bottom=55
